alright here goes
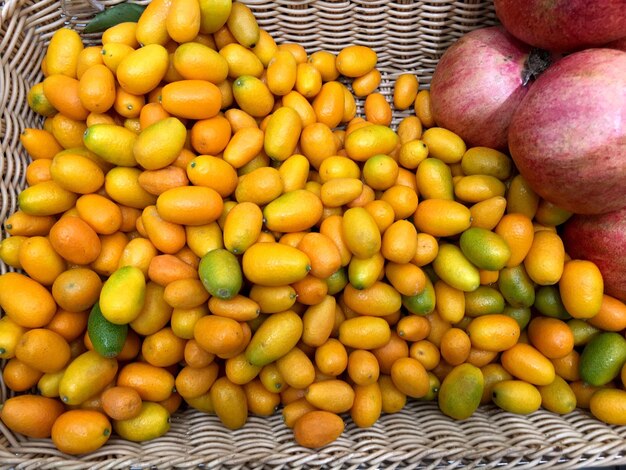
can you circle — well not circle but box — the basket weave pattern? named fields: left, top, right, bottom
left=1, top=0, right=626, bottom=467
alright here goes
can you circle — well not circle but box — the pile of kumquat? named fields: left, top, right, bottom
left=1, top=0, right=626, bottom=455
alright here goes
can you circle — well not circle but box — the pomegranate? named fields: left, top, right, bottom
left=429, top=26, right=533, bottom=151
left=508, top=48, right=626, bottom=215
left=494, top=0, right=626, bottom=53
left=607, top=37, right=626, bottom=51
left=563, top=207, right=626, bottom=302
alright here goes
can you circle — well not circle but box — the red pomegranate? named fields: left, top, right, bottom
left=494, top=0, right=626, bottom=52
left=508, top=48, right=626, bottom=215
left=429, top=26, right=532, bottom=151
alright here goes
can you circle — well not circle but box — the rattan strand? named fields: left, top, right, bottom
left=1, top=0, right=626, bottom=468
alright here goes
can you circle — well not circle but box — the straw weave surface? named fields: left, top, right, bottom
left=1, top=0, right=626, bottom=467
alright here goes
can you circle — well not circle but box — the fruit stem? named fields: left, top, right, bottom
left=522, top=48, right=552, bottom=86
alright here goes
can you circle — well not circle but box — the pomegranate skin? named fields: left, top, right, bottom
left=508, top=48, right=626, bottom=215
left=430, top=26, right=531, bottom=151
left=494, top=0, right=626, bottom=53
left=563, top=207, right=626, bottom=302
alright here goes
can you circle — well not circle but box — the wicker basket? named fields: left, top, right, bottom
left=1, top=0, right=626, bottom=468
